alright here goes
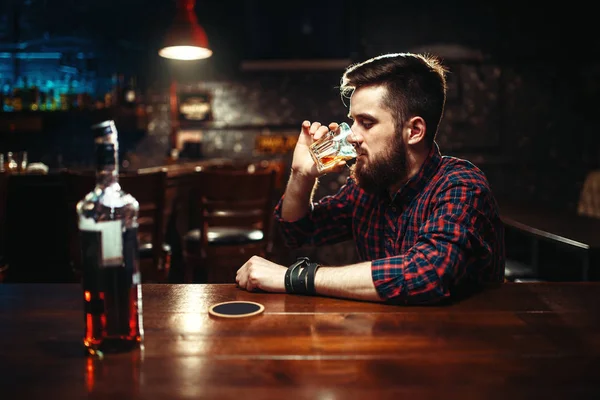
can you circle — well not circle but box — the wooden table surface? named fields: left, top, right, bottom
left=0, top=283, right=599, bottom=399
left=499, top=199, right=600, bottom=280
left=500, top=200, right=600, bottom=250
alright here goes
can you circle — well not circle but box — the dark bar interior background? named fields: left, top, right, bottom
left=0, top=0, right=598, bottom=211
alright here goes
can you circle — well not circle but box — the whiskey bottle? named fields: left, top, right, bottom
left=77, top=120, right=143, bottom=357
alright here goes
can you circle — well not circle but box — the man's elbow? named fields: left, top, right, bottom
left=388, top=278, right=451, bottom=305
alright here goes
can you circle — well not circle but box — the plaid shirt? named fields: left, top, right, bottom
left=274, top=144, right=505, bottom=304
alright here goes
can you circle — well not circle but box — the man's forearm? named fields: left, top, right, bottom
left=281, top=170, right=318, bottom=221
left=314, top=262, right=384, bottom=302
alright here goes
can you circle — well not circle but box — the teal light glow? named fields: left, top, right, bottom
left=0, top=52, right=62, bottom=59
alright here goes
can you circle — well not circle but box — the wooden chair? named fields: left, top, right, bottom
left=3, top=174, right=72, bottom=282
left=183, top=164, right=277, bottom=283
left=63, top=169, right=171, bottom=282
left=0, top=173, right=8, bottom=282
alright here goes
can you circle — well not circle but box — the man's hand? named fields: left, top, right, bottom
left=291, top=120, right=346, bottom=177
left=236, top=256, right=288, bottom=293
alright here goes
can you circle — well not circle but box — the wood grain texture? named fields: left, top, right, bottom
left=0, top=283, right=599, bottom=399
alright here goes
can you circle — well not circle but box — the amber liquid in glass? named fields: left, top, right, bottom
left=309, top=123, right=357, bottom=172
left=316, top=154, right=356, bottom=170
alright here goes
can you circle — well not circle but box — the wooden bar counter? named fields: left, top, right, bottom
left=0, top=282, right=598, bottom=399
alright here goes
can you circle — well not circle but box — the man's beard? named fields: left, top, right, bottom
left=350, top=135, right=408, bottom=196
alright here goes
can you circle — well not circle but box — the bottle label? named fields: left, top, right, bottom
left=80, top=223, right=140, bottom=309
left=79, top=218, right=123, bottom=266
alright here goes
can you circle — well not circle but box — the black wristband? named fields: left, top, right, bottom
left=306, top=262, right=320, bottom=295
left=284, top=267, right=293, bottom=293
left=291, top=264, right=305, bottom=294
left=285, top=257, right=309, bottom=294
left=298, top=265, right=309, bottom=293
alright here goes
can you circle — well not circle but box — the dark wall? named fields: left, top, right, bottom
left=1, top=1, right=599, bottom=214
left=155, top=61, right=597, bottom=214
left=146, top=1, right=600, bottom=213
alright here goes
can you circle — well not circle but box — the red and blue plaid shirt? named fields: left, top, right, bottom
left=274, top=144, right=505, bottom=304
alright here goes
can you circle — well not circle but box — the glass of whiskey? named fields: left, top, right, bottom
left=309, top=122, right=357, bottom=172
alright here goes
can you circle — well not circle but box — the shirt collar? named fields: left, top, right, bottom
left=391, top=142, right=442, bottom=203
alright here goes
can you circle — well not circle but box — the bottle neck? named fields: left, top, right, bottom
left=96, top=169, right=119, bottom=188
left=95, top=142, right=119, bottom=188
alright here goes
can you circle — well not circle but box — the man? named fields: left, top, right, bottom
left=236, top=52, right=505, bottom=304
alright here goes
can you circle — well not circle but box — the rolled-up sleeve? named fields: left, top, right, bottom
left=372, top=180, right=498, bottom=304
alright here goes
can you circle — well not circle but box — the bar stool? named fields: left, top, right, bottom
left=183, top=163, right=277, bottom=283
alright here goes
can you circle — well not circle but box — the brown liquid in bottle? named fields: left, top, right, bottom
left=83, top=265, right=142, bottom=356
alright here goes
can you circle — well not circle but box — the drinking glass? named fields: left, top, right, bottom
left=309, top=122, right=357, bottom=172
left=14, top=151, right=28, bottom=173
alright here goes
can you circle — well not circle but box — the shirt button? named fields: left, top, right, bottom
left=391, top=206, right=397, bottom=212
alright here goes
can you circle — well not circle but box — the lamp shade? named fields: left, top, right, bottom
left=159, top=0, right=212, bottom=60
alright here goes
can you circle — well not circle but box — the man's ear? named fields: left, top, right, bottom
left=406, top=116, right=426, bottom=145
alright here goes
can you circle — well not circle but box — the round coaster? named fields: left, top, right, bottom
left=208, top=301, right=265, bottom=318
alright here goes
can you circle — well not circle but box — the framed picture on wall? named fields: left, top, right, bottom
left=178, top=91, right=212, bottom=124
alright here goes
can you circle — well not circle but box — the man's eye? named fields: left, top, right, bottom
left=362, top=121, right=373, bottom=129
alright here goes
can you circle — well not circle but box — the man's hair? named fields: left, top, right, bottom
left=340, top=53, right=448, bottom=147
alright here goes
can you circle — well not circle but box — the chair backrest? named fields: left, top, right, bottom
left=195, top=164, right=276, bottom=230
left=188, top=164, right=277, bottom=281
left=0, top=173, right=9, bottom=282
left=119, top=170, right=169, bottom=277
left=63, top=169, right=168, bottom=281
left=63, top=170, right=100, bottom=277
left=4, top=174, right=71, bottom=282
left=0, top=173, right=8, bottom=256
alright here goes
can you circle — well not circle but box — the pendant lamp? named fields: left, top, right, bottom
left=159, top=0, right=212, bottom=60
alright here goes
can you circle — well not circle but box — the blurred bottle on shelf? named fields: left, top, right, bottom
left=47, top=87, right=57, bottom=111
left=21, top=76, right=32, bottom=110
left=11, top=76, right=24, bottom=111
left=19, top=151, right=28, bottom=172
left=30, top=79, right=41, bottom=111
left=5, top=152, right=18, bottom=173
left=109, top=73, right=124, bottom=108
left=123, top=76, right=138, bottom=108
left=0, top=75, right=5, bottom=112
left=36, top=79, right=46, bottom=111
left=0, top=70, right=145, bottom=113
left=59, top=75, right=70, bottom=111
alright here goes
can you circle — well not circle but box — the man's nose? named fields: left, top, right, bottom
left=348, top=127, right=361, bottom=145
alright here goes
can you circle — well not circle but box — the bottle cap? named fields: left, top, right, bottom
left=91, top=120, right=117, bottom=138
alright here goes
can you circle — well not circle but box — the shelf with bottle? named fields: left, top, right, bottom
left=0, top=72, right=147, bottom=133
left=0, top=151, right=28, bottom=174
left=0, top=72, right=142, bottom=114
